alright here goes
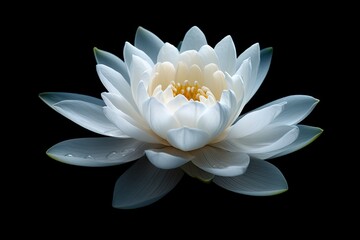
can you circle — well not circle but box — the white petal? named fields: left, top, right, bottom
left=181, top=162, right=214, bottom=182
left=166, top=94, right=189, bottom=113
left=219, top=90, right=239, bottom=127
left=252, top=125, right=323, bottom=159
left=104, top=107, right=163, bottom=144
left=192, top=146, right=250, bottom=177
left=112, top=157, right=183, bottom=209
left=129, top=55, right=152, bottom=101
left=50, top=100, right=125, bottom=137
left=93, top=47, right=130, bottom=82
left=157, top=43, right=180, bottom=65
left=124, top=42, right=154, bottom=69
left=180, top=26, right=207, bottom=52
left=167, top=127, right=210, bottom=151
left=198, top=45, right=219, bottom=66
left=255, top=95, right=320, bottom=125
left=145, top=147, right=194, bottom=169
left=174, top=101, right=206, bottom=128
left=214, top=35, right=236, bottom=75
left=135, top=26, right=164, bottom=63
left=215, top=125, right=299, bottom=153
left=102, top=92, right=144, bottom=125
left=197, top=103, right=229, bottom=138
left=213, top=159, right=288, bottom=196
left=257, top=47, right=273, bottom=86
left=96, top=64, right=136, bottom=107
left=236, top=43, right=261, bottom=103
left=142, top=98, right=179, bottom=139
left=47, top=137, right=149, bottom=167
left=228, top=102, right=286, bottom=139
left=39, top=92, right=104, bottom=106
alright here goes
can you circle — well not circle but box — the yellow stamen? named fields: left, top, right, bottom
left=170, top=80, right=212, bottom=101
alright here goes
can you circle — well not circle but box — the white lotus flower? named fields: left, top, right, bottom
left=39, top=26, right=322, bottom=209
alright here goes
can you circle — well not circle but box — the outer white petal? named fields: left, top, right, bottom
left=197, top=103, right=229, bottom=138
left=181, top=162, right=214, bottom=182
left=213, top=159, right=288, bottom=196
left=142, top=98, right=180, bottom=139
left=214, top=35, right=236, bottom=75
left=129, top=55, right=152, bottom=102
left=46, top=137, right=150, bottom=167
left=236, top=43, right=261, bottom=104
left=157, top=43, right=180, bottom=65
left=93, top=47, right=130, bottom=82
left=39, top=92, right=104, bottom=106
left=145, top=147, right=194, bottom=169
left=124, top=42, right=154, bottom=69
left=180, top=26, right=207, bottom=52
left=198, top=45, right=219, bottom=66
left=228, top=102, right=286, bottom=139
left=135, top=26, right=165, bottom=63
left=214, top=125, right=299, bottom=153
left=112, top=157, right=183, bottom=209
left=252, top=125, right=323, bottom=159
left=103, top=107, right=163, bottom=144
left=174, top=101, right=206, bottom=128
left=192, top=146, right=250, bottom=177
left=167, top=127, right=210, bottom=151
left=255, top=95, right=320, bottom=126
left=50, top=100, right=125, bottom=137
left=257, top=47, right=273, bottom=86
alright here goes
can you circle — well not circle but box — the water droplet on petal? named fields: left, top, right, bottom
left=65, top=153, right=73, bottom=157
left=85, top=155, right=94, bottom=159
left=119, top=148, right=135, bottom=156
left=106, top=151, right=118, bottom=160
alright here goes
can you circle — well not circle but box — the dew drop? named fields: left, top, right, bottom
left=65, top=153, right=73, bottom=157
left=119, top=148, right=135, bottom=156
left=85, top=155, right=94, bottom=159
left=106, top=151, right=118, bottom=160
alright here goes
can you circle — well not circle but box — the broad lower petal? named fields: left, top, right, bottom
left=47, top=137, right=149, bottom=167
left=192, top=146, right=249, bottom=177
left=181, top=162, right=214, bottom=182
left=213, top=159, right=288, bottom=196
left=145, top=147, right=194, bottom=169
left=112, top=157, right=183, bottom=209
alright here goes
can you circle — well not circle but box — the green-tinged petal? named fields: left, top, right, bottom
left=255, top=95, right=320, bottom=126
left=135, top=26, right=164, bottom=63
left=180, top=26, right=207, bottom=52
left=112, top=157, right=183, bottom=209
left=145, top=147, right=193, bottom=169
left=192, top=146, right=250, bottom=177
left=39, top=92, right=104, bottom=106
left=167, top=127, right=210, bottom=151
left=214, top=35, right=236, bottom=75
left=47, top=137, right=150, bottom=167
left=257, top=47, right=273, bottom=86
left=51, top=100, right=125, bottom=137
left=254, top=125, right=323, bottom=159
left=213, top=159, right=288, bottom=196
left=93, top=47, right=130, bottom=82
left=181, top=162, right=214, bottom=182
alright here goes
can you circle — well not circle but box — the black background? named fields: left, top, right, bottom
left=10, top=3, right=344, bottom=234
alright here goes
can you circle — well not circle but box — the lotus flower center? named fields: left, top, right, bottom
left=148, top=61, right=227, bottom=102
left=170, top=80, right=213, bottom=101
